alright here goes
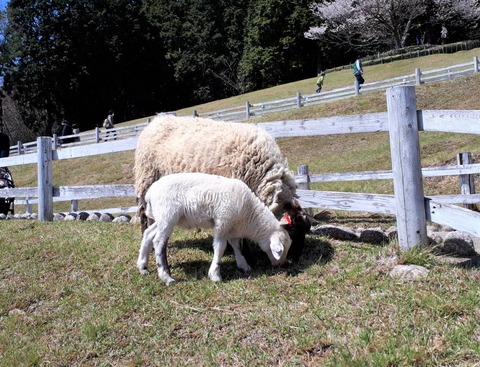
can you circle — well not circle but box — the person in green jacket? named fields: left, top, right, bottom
left=353, top=57, right=364, bottom=88
left=316, top=71, right=325, bottom=93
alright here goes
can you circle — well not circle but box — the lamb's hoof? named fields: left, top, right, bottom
left=165, top=278, right=176, bottom=286
left=139, top=267, right=149, bottom=275
left=209, top=274, right=222, bottom=282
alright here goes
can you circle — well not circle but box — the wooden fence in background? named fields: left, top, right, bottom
left=1, top=86, right=480, bottom=250
left=195, top=56, right=479, bottom=122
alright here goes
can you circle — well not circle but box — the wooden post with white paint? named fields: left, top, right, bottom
left=297, top=164, right=313, bottom=216
left=457, top=152, right=476, bottom=210
left=386, top=86, right=428, bottom=250
left=37, top=137, right=53, bottom=221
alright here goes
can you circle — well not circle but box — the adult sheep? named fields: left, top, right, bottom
left=134, top=115, right=313, bottom=261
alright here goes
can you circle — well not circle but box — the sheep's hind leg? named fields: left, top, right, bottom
left=208, top=237, right=228, bottom=282
left=137, top=222, right=158, bottom=274
left=154, top=223, right=176, bottom=285
left=229, top=238, right=252, bottom=273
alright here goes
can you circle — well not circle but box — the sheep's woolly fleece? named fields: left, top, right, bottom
left=134, top=115, right=298, bottom=218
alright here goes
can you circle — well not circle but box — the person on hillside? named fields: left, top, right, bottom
left=0, top=121, right=10, bottom=158
left=103, top=110, right=116, bottom=141
left=352, top=56, right=364, bottom=90
left=58, top=119, right=74, bottom=144
left=440, top=25, right=448, bottom=44
left=315, top=71, right=325, bottom=93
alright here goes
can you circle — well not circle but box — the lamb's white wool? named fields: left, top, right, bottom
left=136, top=172, right=292, bottom=285
left=134, top=115, right=312, bottom=261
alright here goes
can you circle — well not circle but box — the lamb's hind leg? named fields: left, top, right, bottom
left=208, top=237, right=228, bottom=282
left=137, top=222, right=158, bottom=274
left=228, top=238, right=252, bottom=273
left=153, top=222, right=176, bottom=285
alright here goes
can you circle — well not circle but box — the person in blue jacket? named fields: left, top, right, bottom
left=352, top=56, right=365, bottom=88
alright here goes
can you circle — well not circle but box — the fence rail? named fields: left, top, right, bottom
left=198, top=56, right=479, bottom=121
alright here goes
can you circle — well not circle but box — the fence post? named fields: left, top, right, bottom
left=457, top=152, right=476, bottom=210
left=37, top=136, right=53, bottom=221
left=52, top=134, right=59, bottom=149
left=415, top=68, right=422, bottom=85
left=474, top=56, right=479, bottom=73
left=246, top=101, right=251, bottom=119
left=354, top=80, right=360, bottom=95
left=17, top=141, right=23, bottom=155
left=25, top=197, right=32, bottom=214
left=297, top=165, right=312, bottom=216
left=386, top=86, right=428, bottom=251
left=296, top=92, right=303, bottom=108
left=95, top=127, right=100, bottom=143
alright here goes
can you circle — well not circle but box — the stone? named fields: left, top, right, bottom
left=389, top=264, right=429, bottom=280
left=311, top=225, right=357, bottom=241
left=442, top=231, right=477, bottom=257
left=99, top=213, right=114, bottom=222
left=358, top=227, right=388, bottom=245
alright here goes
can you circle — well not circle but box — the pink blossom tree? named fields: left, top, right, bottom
left=305, top=0, right=480, bottom=51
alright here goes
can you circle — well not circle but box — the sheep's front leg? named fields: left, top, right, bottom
left=228, top=238, right=252, bottom=273
left=208, top=237, right=228, bottom=282
left=137, top=222, right=158, bottom=274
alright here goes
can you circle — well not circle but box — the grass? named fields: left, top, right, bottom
left=1, top=48, right=480, bottom=366
left=1, top=221, right=480, bottom=366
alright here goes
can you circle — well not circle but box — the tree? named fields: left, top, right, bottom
left=239, top=0, right=317, bottom=92
left=146, top=0, right=249, bottom=103
left=1, top=0, right=171, bottom=134
left=305, top=0, right=480, bottom=52
left=430, top=0, right=480, bottom=41
left=305, top=0, right=429, bottom=52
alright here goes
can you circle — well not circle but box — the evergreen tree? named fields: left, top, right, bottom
left=239, top=0, right=317, bottom=92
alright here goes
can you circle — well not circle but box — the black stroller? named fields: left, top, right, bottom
left=0, top=167, right=14, bottom=215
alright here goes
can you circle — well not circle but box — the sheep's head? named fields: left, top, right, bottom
left=281, top=200, right=317, bottom=262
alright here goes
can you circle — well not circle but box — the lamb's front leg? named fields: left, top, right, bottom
left=137, top=222, right=158, bottom=274
left=208, top=237, right=228, bottom=282
left=228, top=238, right=252, bottom=273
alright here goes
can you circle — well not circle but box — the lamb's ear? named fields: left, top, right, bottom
left=270, top=240, right=284, bottom=260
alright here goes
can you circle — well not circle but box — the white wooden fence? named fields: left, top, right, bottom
left=197, top=56, right=480, bottom=121
left=1, top=86, right=480, bottom=250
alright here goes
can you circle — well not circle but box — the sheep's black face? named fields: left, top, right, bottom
left=282, top=201, right=317, bottom=262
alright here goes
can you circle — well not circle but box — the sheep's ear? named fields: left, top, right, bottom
left=279, top=213, right=292, bottom=226
left=270, top=241, right=284, bottom=260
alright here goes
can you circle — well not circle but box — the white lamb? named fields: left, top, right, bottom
left=134, top=114, right=313, bottom=262
left=136, top=172, right=292, bottom=285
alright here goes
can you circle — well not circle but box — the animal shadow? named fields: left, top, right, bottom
left=453, top=254, right=480, bottom=269
left=168, top=234, right=334, bottom=282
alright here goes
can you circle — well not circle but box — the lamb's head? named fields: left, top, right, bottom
left=282, top=200, right=318, bottom=262
left=266, top=225, right=292, bottom=266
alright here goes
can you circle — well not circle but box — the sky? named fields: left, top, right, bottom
left=0, top=0, right=7, bottom=11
